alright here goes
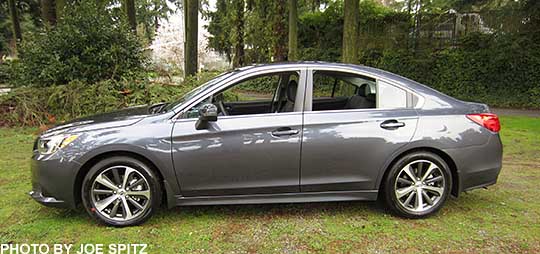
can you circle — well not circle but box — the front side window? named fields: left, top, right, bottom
left=184, top=71, right=300, bottom=118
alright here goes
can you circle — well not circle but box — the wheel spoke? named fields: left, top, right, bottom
left=112, top=168, right=122, bottom=186
left=128, top=178, right=145, bottom=189
left=95, top=174, right=119, bottom=191
left=403, top=166, right=418, bottom=183
left=425, top=175, right=443, bottom=184
left=424, top=186, right=444, bottom=196
left=121, top=167, right=135, bottom=189
left=110, top=199, right=120, bottom=218
left=121, top=197, right=133, bottom=220
left=417, top=162, right=424, bottom=179
left=93, top=189, right=114, bottom=195
left=403, top=191, right=415, bottom=206
left=95, top=195, right=117, bottom=212
left=127, top=196, right=145, bottom=211
left=396, top=186, right=415, bottom=199
left=397, top=177, right=414, bottom=186
left=421, top=190, right=433, bottom=205
left=421, top=163, right=438, bottom=182
left=414, top=189, right=423, bottom=210
left=127, top=190, right=150, bottom=199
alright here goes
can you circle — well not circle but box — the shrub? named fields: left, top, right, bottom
left=9, top=1, right=146, bottom=87
left=0, top=72, right=221, bottom=127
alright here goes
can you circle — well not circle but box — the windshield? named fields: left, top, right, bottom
left=161, top=71, right=235, bottom=112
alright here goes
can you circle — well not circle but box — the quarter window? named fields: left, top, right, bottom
left=377, top=80, right=407, bottom=109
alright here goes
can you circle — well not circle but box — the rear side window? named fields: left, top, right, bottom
left=311, top=71, right=377, bottom=111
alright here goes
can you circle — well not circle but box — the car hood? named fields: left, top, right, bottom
left=41, top=105, right=151, bottom=137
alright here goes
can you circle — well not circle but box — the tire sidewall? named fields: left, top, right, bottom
left=384, top=152, right=452, bottom=218
left=81, top=156, right=161, bottom=227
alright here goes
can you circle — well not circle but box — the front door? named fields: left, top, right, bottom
left=172, top=70, right=306, bottom=196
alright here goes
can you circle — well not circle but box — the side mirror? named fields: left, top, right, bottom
left=195, top=103, right=218, bottom=130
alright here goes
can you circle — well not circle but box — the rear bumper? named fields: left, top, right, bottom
left=444, top=133, right=503, bottom=194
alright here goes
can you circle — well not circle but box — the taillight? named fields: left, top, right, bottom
left=466, top=113, right=501, bottom=132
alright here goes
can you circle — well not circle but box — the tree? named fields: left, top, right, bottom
left=184, top=0, right=198, bottom=77
left=231, top=0, right=245, bottom=67
left=288, top=0, right=298, bottom=61
left=7, top=0, right=22, bottom=50
left=55, top=0, right=66, bottom=21
left=41, top=0, right=56, bottom=27
left=124, top=0, right=137, bottom=32
left=272, top=0, right=287, bottom=62
left=342, top=0, right=359, bottom=63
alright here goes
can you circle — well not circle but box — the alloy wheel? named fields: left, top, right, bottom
left=90, top=166, right=151, bottom=222
left=394, top=160, right=446, bottom=213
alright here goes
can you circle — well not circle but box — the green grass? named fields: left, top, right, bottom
left=1, top=116, right=539, bottom=253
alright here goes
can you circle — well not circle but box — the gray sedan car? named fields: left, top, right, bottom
left=30, top=62, right=502, bottom=226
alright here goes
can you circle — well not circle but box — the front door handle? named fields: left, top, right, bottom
left=271, top=127, right=299, bottom=137
left=380, top=120, right=405, bottom=129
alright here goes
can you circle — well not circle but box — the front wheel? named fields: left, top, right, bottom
left=81, top=156, right=162, bottom=226
left=383, top=151, right=452, bottom=218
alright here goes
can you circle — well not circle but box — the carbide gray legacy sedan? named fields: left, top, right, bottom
left=30, top=62, right=502, bottom=226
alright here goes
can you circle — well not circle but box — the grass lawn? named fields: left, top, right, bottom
left=1, top=115, right=539, bottom=253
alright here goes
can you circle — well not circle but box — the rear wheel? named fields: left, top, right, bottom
left=383, top=151, right=452, bottom=218
left=81, top=156, right=161, bottom=226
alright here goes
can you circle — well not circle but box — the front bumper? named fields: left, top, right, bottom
left=30, top=151, right=81, bottom=209
left=29, top=190, right=66, bottom=208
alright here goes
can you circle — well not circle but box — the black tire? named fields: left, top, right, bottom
left=81, top=156, right=162, bottom=227
left=383, top=151, right=452, bottom=218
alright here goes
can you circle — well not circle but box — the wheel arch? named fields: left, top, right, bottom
left=74, top=150, right=172, bottom=208
left=377, top=147, right=460, bottom=197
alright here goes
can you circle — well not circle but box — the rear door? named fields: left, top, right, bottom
left=300, top=68, right=420, bottom=192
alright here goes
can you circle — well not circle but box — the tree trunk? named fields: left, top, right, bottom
left=342, top=0, right=359, bottom=64
left=125, top=0, right=137, bottom=32
left=41, top=0, right=56, bottom=27
left=8, top=0, right=22, bottom=50
left=232, top=0, right=245, bottom=68
left=288, top=0, right=298, bottom=61
left=184, top=0, right=199, bottom=77
left=55, top=0, right=66, bottom=21
left=272, top=1, right=287, bottom=62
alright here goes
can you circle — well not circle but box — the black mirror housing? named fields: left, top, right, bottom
left=195, top=104, right=218, bottom=130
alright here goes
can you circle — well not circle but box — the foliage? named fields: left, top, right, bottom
left=8, top=1, right=147, bottom=87
left=0, top=71, right=220, bottom=127
left=370, top=33, right=540, bottom=109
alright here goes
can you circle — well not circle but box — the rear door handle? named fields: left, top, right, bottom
left=380, top=120, right=405, bottom=129
left=271, top=127, right=299, bottom=137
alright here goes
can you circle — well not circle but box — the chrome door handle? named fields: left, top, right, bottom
left=380, top=120, right=405, bottom=129
left=271, top=128, right=299, bottom=137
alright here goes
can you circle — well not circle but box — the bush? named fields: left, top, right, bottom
left=367, top=33, right=540, bottom=109
left=9, top=1, right=146, bottom=87
left=0, top=72, right=220, bottom=127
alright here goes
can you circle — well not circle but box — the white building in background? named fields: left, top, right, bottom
left=149, top=4, right=229, bottom=73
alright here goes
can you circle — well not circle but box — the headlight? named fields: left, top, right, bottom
left=37, top=134, right=79, bottom=155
